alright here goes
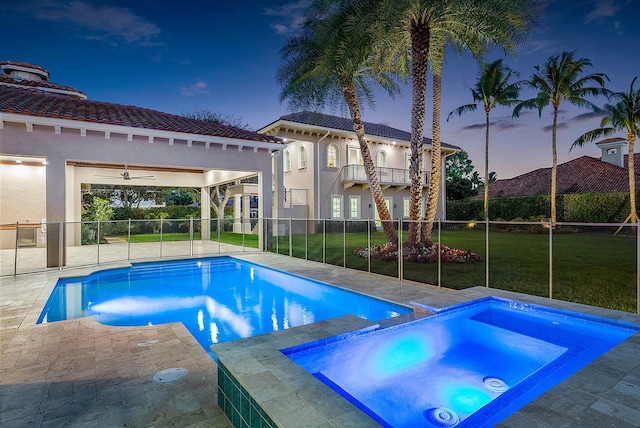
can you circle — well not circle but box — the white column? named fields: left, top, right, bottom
left=200, top=186, right=211, bottom=240
left=233, top=194, right=242, bottom=233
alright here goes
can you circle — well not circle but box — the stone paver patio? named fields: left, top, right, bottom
left=1, top=243, right=639, bottom=427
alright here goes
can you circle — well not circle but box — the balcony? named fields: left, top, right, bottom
left=341, top=164, right=429, bottom=190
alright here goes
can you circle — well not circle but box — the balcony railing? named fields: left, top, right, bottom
left=284, top=188, right=308, bottom=208
left=342, top=164, right=429, bottom=189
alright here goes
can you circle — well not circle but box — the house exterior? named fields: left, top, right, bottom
left=258, top=111, right=460, bottom=223
left=0, top=61, right=283, bottom=264
left=488, top=140, right=640, bottom=198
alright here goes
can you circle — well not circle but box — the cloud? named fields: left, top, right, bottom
left=29, top=1, right=161, bottom=46
left=572, top=111, right=606, bottom=123
left=263, top=0, right=311, bottom=35
left=584, top=0, right=620, bottom=24
left=180, top=80, right=210, bottom=96
left=460, top=115, right=525, bottom=132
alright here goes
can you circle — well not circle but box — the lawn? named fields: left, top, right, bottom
left=271, top=227, right=638, bottom=313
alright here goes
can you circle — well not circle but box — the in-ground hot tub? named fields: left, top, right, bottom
left=282, top=297, right=639, bottom=427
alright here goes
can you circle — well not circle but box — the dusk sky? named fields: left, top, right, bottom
left=1, top=0, right=638, bottom=179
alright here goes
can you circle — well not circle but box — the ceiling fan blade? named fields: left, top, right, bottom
left=129, top=176, right=156, bottom=180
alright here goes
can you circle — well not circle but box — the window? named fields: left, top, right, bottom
left=331, top=194, right=343, bottom=218
left=349, top=196, right=360, bottom=219
left=327, top=144, right=338, bottom=167
left=349, top=147, right=363, bottom=165
left=299, top=146, right=307, bottom=169
left=377, top=150, right=386, bottom=168
left=405, top=152, right=412, bottom=170
left=284, top=150, right=291, bottom=172
left=403, top=197, right=410, bottom=218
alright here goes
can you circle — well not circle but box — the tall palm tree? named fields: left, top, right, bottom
left=513, top=51, right=610, bottom=223
left=377, top=0, right=540, bottom=244
left=571, top=77, right=640, bottom=223
left=447, top=59, right=523, bottom=220
left=278, top=0, right=399, bottom=243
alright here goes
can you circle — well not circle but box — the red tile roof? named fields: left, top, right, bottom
left=488, top=155, right=640, bottom=197
left=0, top=85, right=282, bottom=144
left=0, top=61, right=49, bottom=75
left=0, top=74, right=86, bottom=98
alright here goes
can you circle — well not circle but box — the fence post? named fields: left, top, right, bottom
left=398, top=218, right=403, bottom=281
left=438, top=219, right=442, bottom=289
left=637, top=222, right=639, bottom=314
left=190, top=217, right=194, bottom=256
left=289, top=217, right=292, bottom=258
left=367, top=218, right=371, bottom=274
left=549, top=218, right=553, bottom=299
left=127, top=219, right=131, bottom=260
left=242, top=216, right=246, bottom=252
left=218, top=218, right=221, bottom=254
left=485, top=218, right=489, bottom=288
left=305, top=218, right=308, bottom=260
left=97, top=220, right=101, bottom=265
left=343, top=218, right=346, bottom=268
left=13, top=222, right=19, bottom=276
left=323, top=219, right=326, bottom=264
left=58, top=222, right=63, bottom=270
left=160, top=218, right=163, bottom=258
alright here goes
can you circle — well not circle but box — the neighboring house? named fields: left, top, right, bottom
left=258, top=111, right=460, bottom=222
left=0, top=61, right=283, bottom=263
left=489, top=140, right=640, bottom=198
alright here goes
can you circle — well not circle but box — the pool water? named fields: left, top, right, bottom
left=283, top=297, right=639, bottom=427
left=37, top=257, right=410, bottom=357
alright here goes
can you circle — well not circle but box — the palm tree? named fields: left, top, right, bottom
left=377, top=0, right=540, bottom=244
left=278, top=0, right=399, bottom=243
left=513, top=51, right=610, bottom=223
left=448, top=59, right=522, bottom=220
left=571, top=77, right=640, bottom=223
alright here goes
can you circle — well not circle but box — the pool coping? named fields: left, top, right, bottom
left=213, top=255, right=640, bottom=428
left=2, top=250, right=640, bottom=427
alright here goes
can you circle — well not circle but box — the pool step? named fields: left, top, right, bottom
left=376, top=311, right=432, bottom=329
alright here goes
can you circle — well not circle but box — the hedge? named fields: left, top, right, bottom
left=447, top=192, right=638, bottom=223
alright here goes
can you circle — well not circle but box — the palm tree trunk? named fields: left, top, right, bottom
left=407, top=23, right=430, bottom=245
left=551, top=107, right=558, bottom=223
left=341, top=79, right=398, bottom=243
left=484, top=110, right=490, bottom=221
left=629, top=133, right=637, bottom=223
left=422, top=71, right=442, bottom=241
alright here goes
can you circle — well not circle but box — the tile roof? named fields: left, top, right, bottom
left=0, top=74, right=86, bottom=98
left=0, top=85, right=282, bottom=144
left=270, top=111, right=460, bottom=150
left=0, top=61, right=49, bottom=75
left=488, top=155, right=640, bottom=197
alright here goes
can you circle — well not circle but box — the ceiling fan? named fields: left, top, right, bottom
left=94, top=165, right=155, bottom=181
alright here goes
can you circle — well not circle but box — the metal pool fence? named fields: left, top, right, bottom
left=2, top=217, right=638, bottom=314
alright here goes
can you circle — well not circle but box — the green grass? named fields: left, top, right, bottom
left=271, top=228, right=638, bottom=313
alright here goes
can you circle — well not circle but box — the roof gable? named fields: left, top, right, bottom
left=260, top=111, right=460, bottom=150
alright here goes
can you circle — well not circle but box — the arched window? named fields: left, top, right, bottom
left=377, top=150, right=387, bottom=168
left=284, top=150, right=291, bottom=172
left=299, top=146, right=307, bottom=169
left=327, top=144, right=338, bottom=167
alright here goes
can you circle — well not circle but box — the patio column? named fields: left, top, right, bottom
left=233, top=194, right=242, bottom=233
left=46, top=157, right=66, bottom=267
left=200, top=186, right=210, bottom=240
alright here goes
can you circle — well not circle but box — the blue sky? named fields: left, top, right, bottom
left=1, top=0, right=638, bottom=178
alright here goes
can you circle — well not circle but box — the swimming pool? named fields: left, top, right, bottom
left=282, top=296, right=639, bottom=427
left=37, top=257, right=410, bottom=357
